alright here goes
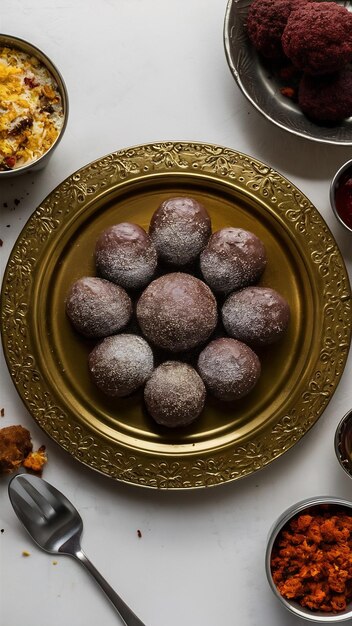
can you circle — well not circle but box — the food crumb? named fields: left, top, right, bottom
left=6, top=225, right=10, bottom=228
left=0, top=425, right=32, bottom=473
left=0, top=408, right=4, bottom=416
left=52, top=560, right=58, bottom=565
left=23, top=445, right=48, bottom=473
left=0, top=426, right=47, bottom=475
left=3, top=202, right=7, bottom=207
left=14, top=198, right=20, bottom=206
left=1, top=529, right=4, bottom=533
left=137, top=529, right=142, bottom=538
left=22, top=550, right=30, bottom=557
left=280, top=87, right=295, bottom=98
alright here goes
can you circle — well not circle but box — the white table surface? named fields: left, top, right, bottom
left=1, top=1, right=352, bottom=625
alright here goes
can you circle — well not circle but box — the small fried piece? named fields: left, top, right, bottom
left=280, top=87, right=295, bottom=99
left=23, top=445, right=47, bottom=473
left=0, top=425, right=32, bottom=473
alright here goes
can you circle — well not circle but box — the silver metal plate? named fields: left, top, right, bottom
left=223, top=0, right=352, bottom=145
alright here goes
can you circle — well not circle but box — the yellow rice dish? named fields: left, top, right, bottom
left=0, top=46, right=64, bottom=170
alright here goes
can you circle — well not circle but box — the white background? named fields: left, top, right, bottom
left=1, top=1, right=352, bottom=625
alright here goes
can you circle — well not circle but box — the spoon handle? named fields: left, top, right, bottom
left=75, top=549, right=147, bottom=626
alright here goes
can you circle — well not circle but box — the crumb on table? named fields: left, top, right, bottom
left=0, top=425, right=47, bottom=474
left=23, top=445, right=47, bottom=473
left=280, top=87, right=295, bottom=98
left=0, top=425, right=32, bottom=473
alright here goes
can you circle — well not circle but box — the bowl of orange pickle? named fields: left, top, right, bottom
left=266, top=496, right=352, bottom=622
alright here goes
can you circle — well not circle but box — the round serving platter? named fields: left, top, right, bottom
left=1, top=141, right=351, bottom=489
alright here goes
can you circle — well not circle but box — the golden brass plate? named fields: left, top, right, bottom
left=2, top=142, right=351, bottom=489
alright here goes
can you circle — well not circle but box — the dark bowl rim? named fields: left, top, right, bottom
left=334, top=408, right=352, bottom=477
left=329, top=159, right=352, bottom=234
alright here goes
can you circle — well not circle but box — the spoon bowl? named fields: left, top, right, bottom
left=9, top=473, right=83, bottom=553
left=9, top=474, right=146, bottom=626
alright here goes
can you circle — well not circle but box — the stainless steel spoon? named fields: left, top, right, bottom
left=8, top=473, right=147, bottom=626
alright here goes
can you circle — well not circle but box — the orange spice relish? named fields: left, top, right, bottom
left=335, top=167, right=352, bottom=230
left=270, top=507, right=352, bottom=613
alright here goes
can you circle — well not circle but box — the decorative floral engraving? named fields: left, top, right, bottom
left=1, top=142, right=351, bottom=488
